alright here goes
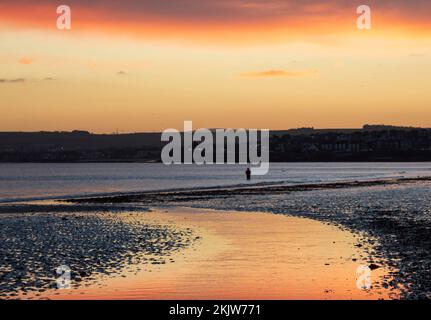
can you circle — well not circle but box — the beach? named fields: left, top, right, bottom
left=0, top=209, right=195, bottom=299
left=1, top=207, right=396, bottom=300
left=1, top=164, right=431, bottom=299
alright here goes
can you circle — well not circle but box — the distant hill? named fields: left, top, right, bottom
left=1, top=125, right=430, bottom=162
left=0, top=131, right=164, bottom=151
left=271, top=124, right=423, bottom=136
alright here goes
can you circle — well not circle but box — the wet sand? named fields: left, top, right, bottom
left=32, top=208, right=396, bottom=300
left=0, top=211, right=194, bottom=299
left=58, top=175, right=431, bottom=299
left=64, top=176, right=431, bottom=205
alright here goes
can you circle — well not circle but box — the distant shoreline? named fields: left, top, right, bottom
left=2, top=126, right=431, bottom=162
left=2, top=160, right=431, bottom=163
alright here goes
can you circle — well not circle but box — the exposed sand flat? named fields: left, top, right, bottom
left=32, top=208, right=397, bottom=300
left=64, top=176, right=431, bottom=205
left=59, top=176, right=431, bottom=299
left=0, top=211, right=194, bottom=299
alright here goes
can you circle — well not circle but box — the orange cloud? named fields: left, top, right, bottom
left=242, top=69, right=320, bottom=78
left=18, top=58, right=33, bottom=65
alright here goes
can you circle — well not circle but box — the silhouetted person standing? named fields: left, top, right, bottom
left=245, top=168, right=251, bottom=181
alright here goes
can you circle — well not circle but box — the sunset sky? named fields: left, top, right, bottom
left=1, top=0, right=431, bottom=133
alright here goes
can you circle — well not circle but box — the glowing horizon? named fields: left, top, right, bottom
left=1, top=0, right=431, bottom=133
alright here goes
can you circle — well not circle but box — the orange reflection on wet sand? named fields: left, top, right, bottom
left=40, top=208, right=397, bottom=300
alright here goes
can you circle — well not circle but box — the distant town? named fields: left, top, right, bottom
left=1, top=125, right=431, bottom=162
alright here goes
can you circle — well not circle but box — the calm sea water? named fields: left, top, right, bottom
left=0, top=162, right=430, bottom=203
